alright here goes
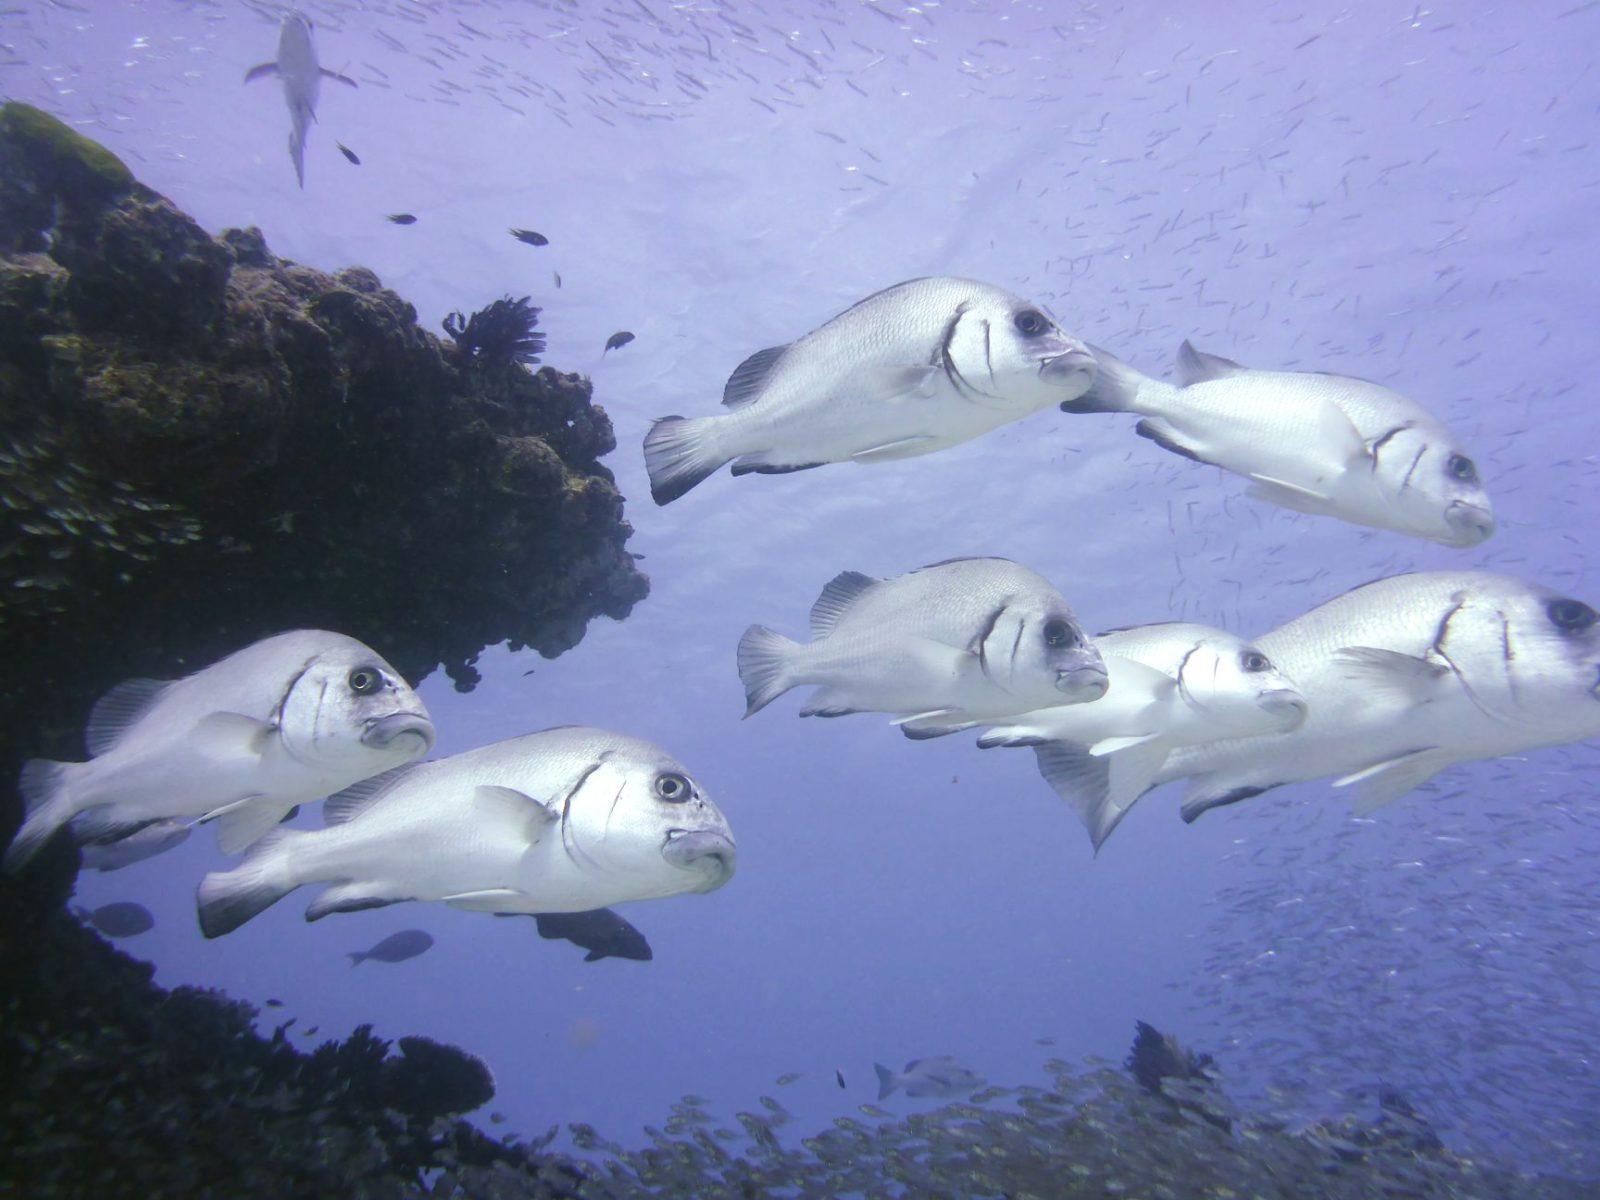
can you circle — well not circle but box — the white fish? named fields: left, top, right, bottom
left=874, top=1056, right=985, bottom=1101
left=971, top=622, right=1307, bottom=850
left=738, top=558, right=1108, bottom=728
left=4, top=630, right=433, bottom=870
left=1062, top=342, right=1495, bottom=547
left=643, top=277, right=1096, bottom=504
left=196, top=726, right=736, bottom=939
left=77, top=818, right=191, bottom=871
left=1157, top=572, right=1600, bottom=821
left=244, top=12, right=356, bottom=188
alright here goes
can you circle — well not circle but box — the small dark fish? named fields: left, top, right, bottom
left=490, top=1111, right=506, bottom=1124
left=510, top=228, right=549, bottom=246
left=552, top=271, right=562, bottom=289
left=533, top=909, right=651, bottom=962
left=348, top=929, right=434, bottom=965
left=337, top=143, right=361, bottom=165
left=85, top=901, right=154, bottom=938
left=836, top=1069, right=847, bottom=1089
left=604, top=331, right=635, bottom=353
left=301, top=1026, right=318, bottom=1036
left=264, top=998, right=285, bottom=1008
left=387, top=213, right=417, bottom=225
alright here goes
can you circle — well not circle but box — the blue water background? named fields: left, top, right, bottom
left=5, top=0, right=1598, bottom=1175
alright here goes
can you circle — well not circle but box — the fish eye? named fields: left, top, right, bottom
left=347, top=667, right=383, bottom=695
left=1042, top=619, right=1078, bottom=649
left=1013, top=309, right=1050, bottom=337
left=1446, top=454, right=1478, bottom=483
left=1547, top=598, right=1598, bottom=634
left=654, top=772, right=692, bottom=803
left=1240, top=651, right=1272, bottom=673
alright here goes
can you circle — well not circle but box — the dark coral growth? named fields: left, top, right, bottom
left=444, top=295, right=547, bottom=366
left=0, top=102, right=647, bottom=865
left=0, top=909, right=585, bottom=1198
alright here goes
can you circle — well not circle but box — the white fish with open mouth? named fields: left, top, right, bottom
left=4, top=630, right=434, bottom=870
left=196, top=727, right=736, bottom=938
left=1061, top=342, right=1495, bottom=547
left=1156, top=572, right=1600, bottom=822
left=973, top=622, right=1307, bottom=850
left=245, top=11, right=357, bottom=188
left=738, top=558, right=1108, bottom=728
left=643, top=277, right=1097, bottom=504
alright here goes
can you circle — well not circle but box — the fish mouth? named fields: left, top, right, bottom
left=1054, top=664, right=1110, bottom=702
left=662, top=828, right=737, bottom=891
left=1039, top=348, right=1097, bottom=387
left=1258, top=689, right=1309, bottom=730
left=1442, top=500, right=1495, bottom=547
left=360, top=711, right=436, bottom=754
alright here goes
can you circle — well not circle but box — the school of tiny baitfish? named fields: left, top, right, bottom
left=8, top=1, right=1599, bottom=1193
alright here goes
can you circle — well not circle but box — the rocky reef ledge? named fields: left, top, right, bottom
left=0, top=104, right=643, bottom=1196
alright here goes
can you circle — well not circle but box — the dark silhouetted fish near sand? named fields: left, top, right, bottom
left=348, top=929, right=434, bottom=965
left=386, top=213, right=417, bottom=225
left=509, top=228, right=548, bottom=246
left=604, top=331, right=634, bottom=353
left=336, top=142, right=360, bottom=165
left=82, top=901, right=155, bottom=938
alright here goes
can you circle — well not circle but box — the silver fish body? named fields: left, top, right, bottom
left=244, top=12, right=356, bottom=188
left=4, top=629, right=433, bottom=870
left=975, top=622, right=1306, bottom=849
left=874, top=1056, right=985, bottom=1101
left=1064, top=342, right=1494, bottom=547
left=738, top=558, right=1107, bottom=728
left=196, top=726, right=736, bottom=938
left=1158, top=572, right=1600, bottom=821
left=643, top=277, right=1096, bottom=504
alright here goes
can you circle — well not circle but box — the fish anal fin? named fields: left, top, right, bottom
left=1179, top=779, right=1279, bottom=824
left=86, top=679, right=173, bottom=756
left=1135, top=418, right=1209, bottom=465
left=305, top=884, right=404, bottom=923
left=1035, top=738, right=1171, bottom=852
left=798, top=688, right=861, bottom=718
left=809, top=570, right=879, bottom=638
left=722, top=344, right=789, bottom=407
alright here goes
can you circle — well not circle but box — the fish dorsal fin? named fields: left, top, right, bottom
left=87, top=679, right=174, bottom=756
left=723, top=344, right=790, bottom=407
left=325, top=764, right=422, bottom=825
left=809, top=570, right=880, bottom=638
left=1176, top=340, right=1246, bottom=386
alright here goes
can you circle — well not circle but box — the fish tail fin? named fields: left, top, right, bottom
left=736, top=625, right=802, bottom=717
left=196, top=828, right=299, bottom=939
left=643, top=415, right=731, bottom=505
left=288, top=130, right=305, bottom=188
left=874, top=1063, right=898, bottom=1101
left=346, top=952, right=366, bottom=967
left=1058, top=344, right=1163, bottom=415
left=4, top=760, right=78, bottom=872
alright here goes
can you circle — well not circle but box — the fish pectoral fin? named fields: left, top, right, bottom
left=859, top=364, right=941, bottom=403
left=201, top=797, right=289, bottom=857
left=1086, top=732, right=1161, bottom=757
left=1332, top=748, right=1447, bottom=814
left=192, top=711, right=278, bottom=761
left=849, top=435, right=939, bottom=463
left=320, top=67, right=359, bottom=87
left=1332, top=646, right=1450, bottom=706
left=473, top=785, right=559, bottom=843
left=1245, top=476, right=1340, bottom=517
left=442, top=888, right=531, bottom=912
left=1034, top=738, right=1171, bottom=852
left=243, top=61, right=279, bottom=83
